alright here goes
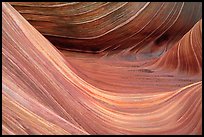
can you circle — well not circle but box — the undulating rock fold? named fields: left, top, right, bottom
left=2, top=2, right=202, bottom=135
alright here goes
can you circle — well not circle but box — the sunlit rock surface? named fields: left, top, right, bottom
left=2, top=2, right=202, bottom=135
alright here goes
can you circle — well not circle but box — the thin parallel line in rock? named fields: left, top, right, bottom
left=4, top=82, right=83, bottom=134
left=12, top=2, right=95, bottom=16
left=65, top=2, right=128, bottom=25
left=154, top=37, right=181, bottom=72
left=154, top=46, right=171, bottom=70
left=98, top=45, right=116, bottom=53
left=18, top=3, right=120, bottom=24
left=162, top=3, right=199, bottom=56
left=23, top=2, right=128, bottom=25
left=3, top=84, right=89, bottom=134
left=130, top=2, right=179, bottom=53
left=83, top=86, right=201, bottom=132
left=177, top=98, right=201, bottom=126
left=147, top=1, right=184, bottom=48
left=191, top=102, right=202, bottom=134
left=146, top=86, right=201, bottom=130
left=12, top=2, right=95, bottom=9
left=58, top=2, right=111, bottom=17
left=88, top=95, right=171, bottom=116
left=11, top=2, right=80, bottom=8
left=187, top=3, right=197, bottom=25
left=44, top=2, right=110, bottom=17
left=199, top=20, right=202, bottom=33
left=143, top=2, right=183, bottom=47
left=104, top=3, right=166, bottom=52
left=129, top=3, right=176, bottom=52
left=5, top=88, right=82, bottom=134
left=15, top=2, right=105, bottom=16
left=128, top=2, right=178, bottom=52
left=35, top=2, right=150, bottom=40
left=177, top=31, right=191, bottom=73
left=5, top=114, right=30, bottom=134
left=83, top=100, right=141, bottom=128
left=2, top=13, right=23, bottom=34
left=2, top=25, right=107, bottom=133
left=58, top=89, right=111, bottom=134
left=10, top=2, right=79, bottom=7
left=75, top=93, right=162, bottom=115
left=163, top=97, right=201, bottom=134
left=78, top=79, right=199, bottom=102
left=189, top=26, right=201, bottom=73
left=93, top=93, right=175, bottom=111
left=129, top=2, right=178, bottom=52
left=175, top=41, right=181, bottom=72
left=2, top=115, right=26, bottom=134
left=159, top=2, right=184, bottom=38
left=3, top=96, right=72, bottom=134
left=80, top=102, right=132, bottom=132
left=102, top=87, right=200, bottom=118
left=3, top=98, right=36, bottom=133
left=73, top=68, right=177, bottom=93
left=196, top=21, right=202, bottom=56
left=140, top=93, right=200, bottom=128
left=75, top=2, right=149, bottom=36
left=57, top=3, right=148, bottom=37
left=73, top=76, right=165, bottom=91
left=165, top=3, right=187, bottom=41
left=144, top=82, right=201, bottom=110
left=55, top=47, right=102, bottom=54
left=191, top=110, right=202, bottom=134
left=176, top=95, right=202, bottom=133
left=198, top=24, right=202, bottom=45
left=2, top=123, right=16, bottom=135
left=176, top=88, right=202, bottom=123
left=2, top=41, right=79, bottom=128
left=173, top=2, right=196, bottom=40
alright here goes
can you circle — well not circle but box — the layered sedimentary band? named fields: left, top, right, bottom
left=2, top=2, right=202, bottom=135
left=10, top=2, right=202, bottom=55
left=149, top=20, right=202, bottom=75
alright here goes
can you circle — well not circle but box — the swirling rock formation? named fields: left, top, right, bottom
left=149, top=20, right=202, bottom=75
left=2, top=2, right=202, bottom=135
left=10, top=2, right=202, bottom=57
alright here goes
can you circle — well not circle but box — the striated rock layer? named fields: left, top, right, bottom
left=2, top=2, right=202, bottom=135
left=10, top=2, right=202, bottom=57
